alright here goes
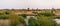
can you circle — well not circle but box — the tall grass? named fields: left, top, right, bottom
left=10, top=14, right=19, bottom=26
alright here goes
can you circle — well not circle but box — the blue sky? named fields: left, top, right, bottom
left=0, top=0, right=60, bottom=9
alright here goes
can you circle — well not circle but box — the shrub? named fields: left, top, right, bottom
left=37, top=16, right=57, bottom=26
left=0, top=13, right=5, bottom=15
left=37, top=12, right=55, bottom=17
left=0, top=15, right=10, bottom=19
left=21, top=14, right=27, bottom=18
left=5, top=12, right=10, bottom=15
left=28, top=17, right=37, bottom=26
left=28, top=15, right=57, bottom=26
left=19, top=16, right=25, bottom=24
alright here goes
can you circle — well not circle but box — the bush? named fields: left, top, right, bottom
left=0, top=13, right=5, bottom=15
left=19, top=16, right=25, bottom=24
left=38, top=12, right=55, bottom=17
left=28, top=17, right=37, bottom=26
left=5, top=12, right=10, bottom=15
left=0, top=15, right=10, bottom=19
left=37, top=16, right=57, bottom=26
left=28, top=15, right=57, bottom=26
left=21, top=14, right=27, bottom=18
left=37, top=13, right=57, bottom=26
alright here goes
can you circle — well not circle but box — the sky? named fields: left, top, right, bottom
left=0, top=0, right=60, bottom=9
